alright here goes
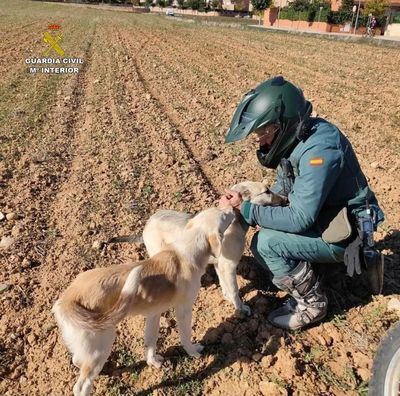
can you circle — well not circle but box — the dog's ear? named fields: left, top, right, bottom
left=251, top=192, right=273, bottom=205
left=208, top=233, right=222, bottom=258
left=240, top=188, right=252, bottom=201
left=261, top=179, right=271, bottom=190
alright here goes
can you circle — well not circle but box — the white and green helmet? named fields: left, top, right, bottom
left=225, top=76, right=312, bottom=169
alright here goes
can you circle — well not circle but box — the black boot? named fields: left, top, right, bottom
left=268, top=261, right=328, bottom=330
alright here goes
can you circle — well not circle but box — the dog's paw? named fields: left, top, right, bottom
left=147, top=354, right=164, bottom=369
left=235, top=304, right=251, bottom=317
left=72, top=355, right=81, bottom=368
left=184, top=343, right=204, bottom=358
left=240, top=303, right=252, bottom=316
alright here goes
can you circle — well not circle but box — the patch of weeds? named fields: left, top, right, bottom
left=130, top=370, right=140, bottom=383
left=364, top=303, right=386, bottom=328
left=141, top=183, right=154, bottom=199
left=316, top=365, right=351, bottom=392
left=45, top=227, right=61, bottom=240
left=229, top=144, right=245, bottom=157
left=174, top=105, right=188, bottom=112
left=172, top=190, right=183, bottom=202
left=208, top=127, right=220, bottom=141
left=112, top=176, right=126, bottom=191
left=161, top=356, right=203, bottom=396
left=108, top=381, right=136, bottom=396
left=264, top=374, right=288, bottom=389
left=130, top=165, right=141, bottom=179
left=378, top=223, right=392, bottom=233
left=303, top=345, right=326, bottom=364
left=357, top=380, right=369, bottom=395
left=115, top=348, right=139, bottom=369
left=344, top=365, right=358, bottom=389
left=80, top=247, right=97, bottom=270
left=291, top=329, right=304, bottom=339
left=173, top=380, right=203, bottom=396
left=332, top=313, right=347, bottom=328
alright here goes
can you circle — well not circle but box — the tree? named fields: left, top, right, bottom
left=339, top=0, right=354, bottom=11
left=187, top=0, right=206, bottom=10
left=177, top=0, right=186, bottom=7
left=211, top=0, right=221, bottom=9
left=251, top=0, right=272, bottom=24
left=289, top=0, right=309, bottom=12
left=364, top=0, right=389, bottom=16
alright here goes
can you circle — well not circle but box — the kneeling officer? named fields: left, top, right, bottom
left=220, top=76, right=384, bottom=330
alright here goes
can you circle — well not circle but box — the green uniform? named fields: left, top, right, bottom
left=240, top=118, right=384, bottom=278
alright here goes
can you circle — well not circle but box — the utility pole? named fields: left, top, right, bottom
left=353, top=0, right=361, bottom=34
left=277, top=0, right=282, bottom=27
left=351, top=4, right=357, bottom=28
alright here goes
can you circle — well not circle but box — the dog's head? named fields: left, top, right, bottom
left=186, top=206, right=235, bottom=258
left=230, top=180, right=279, bottom=206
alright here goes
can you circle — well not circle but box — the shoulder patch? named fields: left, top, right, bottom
left=309, top=157, right=324, bottom=166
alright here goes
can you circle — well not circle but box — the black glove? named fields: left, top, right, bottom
left=344, top=236, right=363, bottom=277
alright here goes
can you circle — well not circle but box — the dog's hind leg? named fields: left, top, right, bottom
left=176, top=303, right=203, bottom=358
left=73, top=329, right=116, bottom=396
left=216, top=257, right=251, bottom=316
left=144, top=313, right=163, bottom=368
left=73, top=358, right=108, bottom=396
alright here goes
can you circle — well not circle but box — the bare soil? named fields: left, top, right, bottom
left=1, top=1, right=399, bottom=395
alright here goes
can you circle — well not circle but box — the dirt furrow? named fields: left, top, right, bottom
left=0, top=24, right=98, bottom=395
left=116, top=28, right=222, bottom=208
left=118, top=28, right=271, bottom=190
left=122, top=25, right=399, bottom=230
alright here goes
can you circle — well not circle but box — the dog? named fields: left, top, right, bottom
left=141, top=181, right=285, bottom=316
left=52, top=206, right=236, bottom=396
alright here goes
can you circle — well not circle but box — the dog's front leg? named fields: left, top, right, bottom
left=144, top=313, right=164, bottom=368
left=217, top=257, right=251, bottom=316
left=213, top=260, right=229, bottom=298
left=176, top=303, right=204, bottom=358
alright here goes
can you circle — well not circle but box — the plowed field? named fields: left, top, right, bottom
left=1, top=1, right=400, bottom=395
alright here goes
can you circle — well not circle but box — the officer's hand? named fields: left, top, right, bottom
left=223, top=189, right=243, bottom=210
left=218, top=195, right=232, bottom=209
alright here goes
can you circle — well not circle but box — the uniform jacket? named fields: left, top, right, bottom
left=240, top=118, right=384, bottom=234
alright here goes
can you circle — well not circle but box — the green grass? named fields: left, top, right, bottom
left=364, top=303, right=387, bottom=328
left=141, top=183, right=154, bottom=199
left=316, top=365, right=352, bottom=392
left=115, top=348, right=139, bottom=369
left=161, top=356, right=204, bottom=396
left=303, top=345, right=327, bottom=364
left=172, top=190, right=183, bottom=201
left=332, top=313, right=347, bottom=328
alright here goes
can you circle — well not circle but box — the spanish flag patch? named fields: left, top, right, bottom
left=309, top=157, right=324, bottom=166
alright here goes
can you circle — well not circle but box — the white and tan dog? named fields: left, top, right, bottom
left=52, top=207, right=235, bottom=396
left=142, top=181, right=285, bottom=316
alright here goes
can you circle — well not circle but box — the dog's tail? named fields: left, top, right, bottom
left=107, top=235, right=144, bottom=244
left=53, top=264, right=143, bottom=332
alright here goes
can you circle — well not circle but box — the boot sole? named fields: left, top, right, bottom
left=268, top=310, right=328, bottom=331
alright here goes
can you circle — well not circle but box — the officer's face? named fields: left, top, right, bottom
left=252, top=123, right=279, bottom=149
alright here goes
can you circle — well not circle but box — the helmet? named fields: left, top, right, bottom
left=225, top=76, right=313, bottom=169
